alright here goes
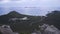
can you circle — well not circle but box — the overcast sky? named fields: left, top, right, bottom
left=0, top=0, right=60, bottom=16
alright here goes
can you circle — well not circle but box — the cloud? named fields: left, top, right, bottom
left=0, top=0, right=10, bottom=3
left=0, top=0, right=60, bottom=16
left=0, top=0, right=60, bottom=7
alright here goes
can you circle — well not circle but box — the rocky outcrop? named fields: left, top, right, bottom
left=0, top=25, right=19, bottom=34
left=39, top=24, right=60, bottom=34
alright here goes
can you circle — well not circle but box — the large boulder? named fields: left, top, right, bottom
left=0, top=25, right=19, bottom=34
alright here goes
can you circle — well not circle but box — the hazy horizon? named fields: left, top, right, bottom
left=0, top=0, right=60, bottom=16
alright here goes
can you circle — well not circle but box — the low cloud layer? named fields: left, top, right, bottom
left=0, top=0, right=60, bottom=16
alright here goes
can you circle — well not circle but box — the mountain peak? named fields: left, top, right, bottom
left=7, top=11, right=23, bottom=18
left=8, top=11, right=19, bottom=14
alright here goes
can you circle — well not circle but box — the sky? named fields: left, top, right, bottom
left=0, top=0, right=60, bottom=16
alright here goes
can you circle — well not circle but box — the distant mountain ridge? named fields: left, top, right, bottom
left=0, top=11, right=45, bottom=25
left=0, top=11, right=45, bottom=32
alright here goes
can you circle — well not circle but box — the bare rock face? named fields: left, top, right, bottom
left=39, top=24, right=60, bottom=34
left=0, top=25, right=19, bottom=34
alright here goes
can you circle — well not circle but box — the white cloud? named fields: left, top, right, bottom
left=0, top=0, right=10, bottom=3
left=0, top=0, right=60, bottom=16
left=0, top=0, right=60, bottom=7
